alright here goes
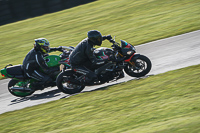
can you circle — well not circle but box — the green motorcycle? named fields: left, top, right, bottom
left=0, top=46, right=74, bottom=97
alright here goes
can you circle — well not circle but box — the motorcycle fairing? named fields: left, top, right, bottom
left=121, top=40, right=132, bottom=49
left=1, top=68, right=7, bottom=77
left=94, top=47, right=113, bottom=60
left=44, top=55, right=61, bottom=67
left=59, top=57, right=71, bottom=67
left=120, top=40, right=135, bottom=55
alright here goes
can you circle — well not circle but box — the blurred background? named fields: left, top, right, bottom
left=0, top=0, right=96, bottom=26
left=0, top=0, right=199, bottom=80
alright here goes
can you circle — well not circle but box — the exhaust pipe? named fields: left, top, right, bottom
left=10, top=87, right=32, bottom=92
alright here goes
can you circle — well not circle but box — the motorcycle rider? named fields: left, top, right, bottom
left=69, top=30, right=112, bottom=84
left=22, top=38, right=63, bottom=89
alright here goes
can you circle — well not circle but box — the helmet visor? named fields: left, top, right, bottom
left=43, top=41, right=50, bottom=46
left=96, top=36, right=103, bottom=46
left=41, top=45, right=50, bottom=53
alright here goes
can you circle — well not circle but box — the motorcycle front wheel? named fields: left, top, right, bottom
left=56, top=70, right=85, bottom=94
left=8, top=79, right=35, bottom=97
left=124, top=55, right=152, bottom=77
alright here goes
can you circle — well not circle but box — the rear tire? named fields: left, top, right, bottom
left=8, top=79, right=35, bottom=97
left=124, top=55, right=151, bottom=77
left=56, top=70, right=85, bottom=94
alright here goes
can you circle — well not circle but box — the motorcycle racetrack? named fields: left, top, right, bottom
left=0, top=30, right=200, bottom=114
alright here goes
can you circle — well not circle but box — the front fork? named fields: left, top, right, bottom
left=128, top=61, right=135, bottom=66
left=117, top=52, right=140, bottom=66
left=128, top=53, right=141, bottom=66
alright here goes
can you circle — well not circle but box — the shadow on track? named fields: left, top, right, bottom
left=60, top=75, right=152, bottom=99
left=82, top=75, right=152, bottom=92
left=9, top=75, right=153, bottom=105
left=9, top=89, right=62, bottom=106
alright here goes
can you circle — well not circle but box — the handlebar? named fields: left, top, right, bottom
left=62, top=46, right=75, bottom=51
left=109, top=39, right=115, bottom=43
left=108, top=39, right=121, bottom=50
left=57, top=46, right=74, bottom=53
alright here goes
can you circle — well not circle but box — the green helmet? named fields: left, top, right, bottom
left=34, top=38, right=50, bottom=54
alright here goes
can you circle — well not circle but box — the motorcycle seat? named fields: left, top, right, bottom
left=6, top=65, right=26, bottom=79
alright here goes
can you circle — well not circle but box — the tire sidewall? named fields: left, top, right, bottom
left=8, top=79, right=35, bottom=97
left=124, top=55, right=152, bottom=77
left=56, top=70, right=85, bottom=94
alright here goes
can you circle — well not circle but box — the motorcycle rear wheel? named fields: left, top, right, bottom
left=56, top=71, right=85, bottom=94
left=8, top=79, right=35, bottom=97
left=124, top=55, right=152, bottom=77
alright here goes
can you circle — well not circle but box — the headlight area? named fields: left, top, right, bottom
left=127, top=51, right=134, bottom=55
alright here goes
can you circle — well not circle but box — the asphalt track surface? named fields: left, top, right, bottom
left=0, top=30, right=200, bottom=114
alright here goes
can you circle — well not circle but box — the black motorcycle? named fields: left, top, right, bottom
left=56, top=37, right=152, bottom=94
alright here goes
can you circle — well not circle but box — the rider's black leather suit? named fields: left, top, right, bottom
left=69, top=38, right=106, bottom=82
left=22, top=48, right=60, bottom=85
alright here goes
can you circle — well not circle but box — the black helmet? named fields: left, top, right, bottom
left=87, top=30, right=103, bottom=46
left=34, top=38, right=50, bottom=54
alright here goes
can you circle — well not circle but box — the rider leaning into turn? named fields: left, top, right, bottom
left=69, top=30, right=112, bottom=84
left=22, top=38, right=62, bottom=89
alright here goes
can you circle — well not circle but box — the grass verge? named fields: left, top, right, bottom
left=1, top=0, right=200, bottom=79
left=0, top=64, right=200, bottom=133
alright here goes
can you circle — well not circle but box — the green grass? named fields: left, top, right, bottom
left=1, top=1, right=200, bottom=132
left=0, top=64, right=200, bottom=133
left=1, top=0, right=200, bottom=80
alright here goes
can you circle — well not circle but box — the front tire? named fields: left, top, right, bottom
left=56, top=70, right=85, bottom=94
left=124, top=55, right=152, bottom=77
left=8, top=79, right=35, bottom=97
